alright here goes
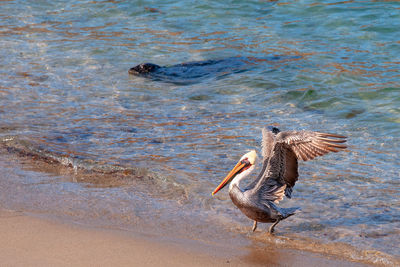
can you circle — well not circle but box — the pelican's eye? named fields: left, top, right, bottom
left=240, top=158, right=251, bottom=166
left=238, top=158, right=252, bottom=173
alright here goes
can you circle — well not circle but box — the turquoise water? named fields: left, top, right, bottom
left=0, top=0, right=399, bottom=265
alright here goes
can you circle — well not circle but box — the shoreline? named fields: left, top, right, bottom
left=0, top=208, right=368, bottom=266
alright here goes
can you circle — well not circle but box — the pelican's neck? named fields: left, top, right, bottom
left=228, top=165, right=254, bottom=193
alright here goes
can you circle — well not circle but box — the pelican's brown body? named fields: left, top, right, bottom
left=212, top=126, right=347, bottom=233
left=229, top=184, right=285, bottom=223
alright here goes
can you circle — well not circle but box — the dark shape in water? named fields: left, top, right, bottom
left=212, top=127, right=347, bottom=234
left=128, top=56, right=301, bottom=85
left=130, top=63, right=161, bottom=74
left=144, top=7, right=163, bottom=13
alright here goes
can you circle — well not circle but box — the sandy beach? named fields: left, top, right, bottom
left=0, top=208, right=369, bottom=267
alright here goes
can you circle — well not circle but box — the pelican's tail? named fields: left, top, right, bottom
left=269, top=202, right=301, bottom=219
left=280, top=206, right=301, bottom=219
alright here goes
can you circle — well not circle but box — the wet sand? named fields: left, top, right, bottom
left=0, top=208, right=368, bottom=267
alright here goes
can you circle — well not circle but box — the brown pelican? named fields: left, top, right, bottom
left=212, top=126, right=347, bottom=233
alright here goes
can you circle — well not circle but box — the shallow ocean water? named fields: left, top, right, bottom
left=0, top=0, right=399, bottom=265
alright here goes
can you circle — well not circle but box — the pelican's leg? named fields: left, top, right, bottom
left=268, top=219, right=281, bottom=234
left=252, top=221, right=257, bottom=232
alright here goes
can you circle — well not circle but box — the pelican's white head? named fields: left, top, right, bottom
left=240, top=150, right=257, bottom=165
left=212, top=150, right=257, bottom=196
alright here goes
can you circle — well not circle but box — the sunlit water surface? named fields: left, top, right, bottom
left=0, top=0, right=399, bottom=265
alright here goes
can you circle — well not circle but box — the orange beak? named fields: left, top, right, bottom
left=212, top=160, right=246, bottom=196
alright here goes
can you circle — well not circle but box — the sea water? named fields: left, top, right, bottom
left=0, top=1, right=399, bottom=265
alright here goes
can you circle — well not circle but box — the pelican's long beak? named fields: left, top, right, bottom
left=212, top=160, right=246, bottom=196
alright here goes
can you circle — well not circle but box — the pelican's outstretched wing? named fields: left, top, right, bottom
left=249, top=130, right=347, bottom=203
left=261, top=128, right=275, bottom=160
left=244, top=127, right=276, bottom=191
left=277, top=131, right=347, bottom=161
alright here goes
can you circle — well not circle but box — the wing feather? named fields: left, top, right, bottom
left=293, top=143, right=308, bottom=161
left=261, top=128, right=275, bottom=159
left=297, top=143, right=316, bottom=160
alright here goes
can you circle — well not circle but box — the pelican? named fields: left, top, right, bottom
left=212, top=126, right=347, bottom=233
